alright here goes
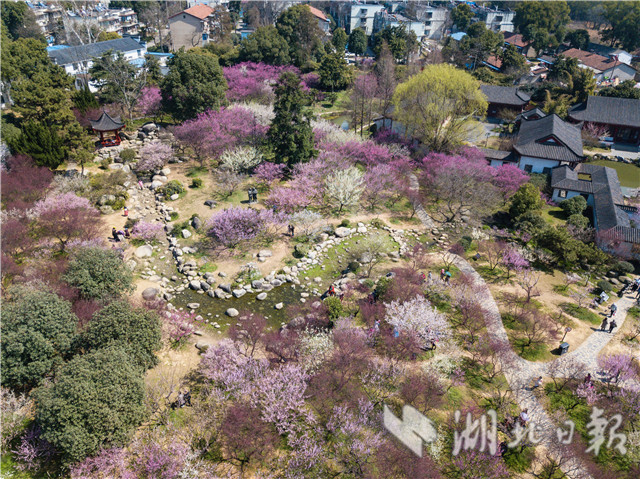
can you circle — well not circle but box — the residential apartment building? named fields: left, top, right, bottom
left=412, top=4, right=448, bottom=40
left=373, top=11, right=425, bottom=41
left=349, top=3, right=385, bottom=35
left=560, top=48, right=638, bottom=83
left=169, top=4, right=217, bottom=51
left=47, top=38, right=146, bottom=90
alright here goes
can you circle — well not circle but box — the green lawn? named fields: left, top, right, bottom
left=587, top=160, right=640, bottom=188
left=560, top=302, right=602, bottom=325
left=540, top=206, right=566, bottom=226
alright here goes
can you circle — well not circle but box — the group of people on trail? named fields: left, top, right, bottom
left=440, top=269, right=451, bottom=284
left=247, top=187, right=258, bottom=203
left=288, top=224, right=295, bottom=237
left=112, top=227, right=130, bottom=242
left=175, top=390, right=191, bottom=409
left=600, top=316, right=617, bottom=333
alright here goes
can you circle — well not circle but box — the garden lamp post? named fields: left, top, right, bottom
left=562, top=327, right=572, bottom=343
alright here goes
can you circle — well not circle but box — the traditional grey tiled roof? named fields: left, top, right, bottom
left=551, top=163, right=636, bottom=239
left=568, top=96, right=640, bottom=128
left=516, top=108, right=546, bottom=122
left=90, top=111, right=125, bottom=131
left=479, top=148, right=518, bottom=162
left=514, top=114, right=583, bottom=162
left=48, top=38, right=144, bottom=66
left=480, top=85, right=531, bottom=106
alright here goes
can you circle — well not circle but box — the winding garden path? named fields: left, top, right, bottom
left=412, top=198, right=638, bottom=478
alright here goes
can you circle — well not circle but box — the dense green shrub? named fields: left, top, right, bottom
left=159, top=180, right=185, bottom=197
left=119, top=148, right=136, bottom=163
left=459, top=236, right=473, bottom=251
left=339, top=219, right=351, bottom=228
left=560, top=196, right=587, bottom=216
left=324, top=296, right=344, bottom=320
left=100, top=158, right=110, bottom=169
left=294, top=243, right=310, bottom=258
left=82, top=301, right=162, bottom=370
left=347, top=261, right=360, bottom=273
left=64, top=248, right=134, bottom=301
left=614, top=261, right=634, bottom=274
left=1, top=288, right=79, bottom=391
left=514, top=211, right=547, bottom=234
left=596, top=279, right=613, bottom=293
left=567, top=213, right=589, bottom=229
left=191, top=177, right=203, bottom=188
left=35, top=346, right=146, bottom=463
left=509, top=183, right=544, bottom=219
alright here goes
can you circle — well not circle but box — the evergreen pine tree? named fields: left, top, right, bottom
left=267, top=72, right=316, bottom=169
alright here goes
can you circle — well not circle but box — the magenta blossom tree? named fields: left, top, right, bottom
left=254, top=162, right=286, bottom=188
left=501, top=246, right=529, bottom=279
left=137, top=86, right=162, bottom=120
left=223, top=62, right=300, bottom=104
left=205, top=207, right=285, bottom=249
left=598, top=354, right=637, bottom=385
left=173, top=107, right=267, bottom=166
left=164, top=310, right=196, bottom=345
left=491, top=163, right=529, bottom=201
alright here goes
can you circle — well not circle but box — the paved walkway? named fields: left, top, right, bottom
left=411, top=195, right=637, bottom=478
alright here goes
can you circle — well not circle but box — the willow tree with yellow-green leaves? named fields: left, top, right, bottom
left=392, top=64, right=487, bottom=152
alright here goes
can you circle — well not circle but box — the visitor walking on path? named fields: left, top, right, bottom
left=247, top=188, right=253, bottom=203
left=288, top=224, right=295, bottom=237
left=532, top=376, right=543, bottom=389
left=600, top=317, right=608, bottom=331
left=609, top=303, right=617, bottom=317
left=123, top=206, right=128, bottom=217
left=608, top=319, right=617, bottom=333
left=138, top=180, right=144, bottom=190
left=112, top=227, right=120, bottom=242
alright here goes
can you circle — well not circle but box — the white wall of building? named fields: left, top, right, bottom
left=518, top=156, right=561, bottom=174
left=350, top=4, right=385, bottom=35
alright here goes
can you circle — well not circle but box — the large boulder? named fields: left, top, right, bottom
left=258, top=249, right=273, bottom=258
left=334, top=227, right=351, bottom=238
left=226, top=308, right=239, bottom=317
left=191, top=216, right=203, bottom=230
left=141, top=123, right=158, bottom=133
left=141, top=287, right=159, bottom=301
left=189, top=280, right=202, bottom=290
left=135, top=245, right=153, bottom=258
left=182, top=229, right=192, bottom=239
left=232, top=289, right=246, bottom=298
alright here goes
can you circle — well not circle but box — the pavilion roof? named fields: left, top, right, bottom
left=90, top=111, right=125, bottom=131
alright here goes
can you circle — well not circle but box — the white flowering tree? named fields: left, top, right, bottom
left=325, top=166, right=364, bottom=213
left=290, top=210, right=324, bottom=236
left=220, top=146, right=263, bottom=173
left=384, top=295, right=451, bottom=348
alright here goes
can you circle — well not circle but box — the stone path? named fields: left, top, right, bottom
left=411, top=196, right=637, bottom=478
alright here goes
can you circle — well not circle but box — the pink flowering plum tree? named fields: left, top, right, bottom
left=173, top=107, right=267, bottom=166
left=223, top=62, right=299, bottom=104
left=136, top=142, right=172, bottom=173
left=70, top=448, right=135, bottom=479
left=420, top=148, right=499, bottom=223
left=137, top=86, right=162, bottom=120
left=491, top=163, right=529, bottom=202
left=598, top=354, right=637, bottom=386
left=164, top=310, right=197, bottom=346
left=205, top=207, right=285, bottom=249
left=131, top=221, right=166, bottom=242
left=254, top=162, right=286, bottom=189
left=31, top=193, right=100, bottom=251
left=501, top=245, right=529, bottom=279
